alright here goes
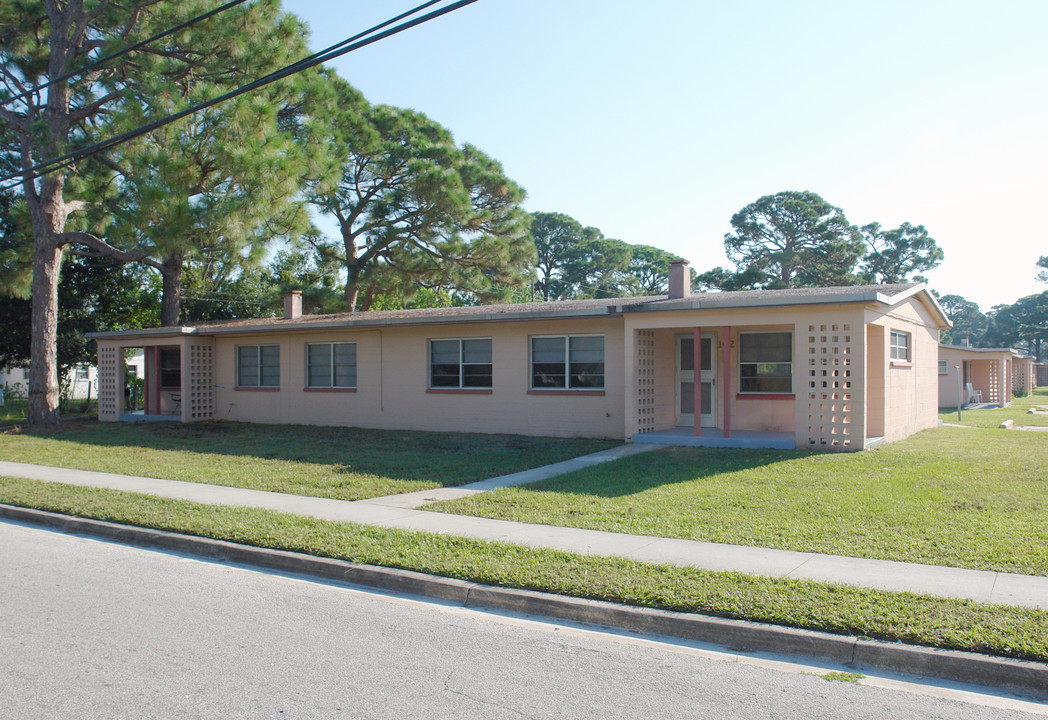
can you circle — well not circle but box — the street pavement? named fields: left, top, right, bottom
left=3, top=521, right=1043, bottom=720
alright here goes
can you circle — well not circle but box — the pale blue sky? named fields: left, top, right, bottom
left=283, top=0, right=1047, bottom=309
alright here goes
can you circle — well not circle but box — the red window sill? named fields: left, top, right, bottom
left=736, top=393, right=795, bottom=400
left=426, top=388, right=492, bottom=395
left=303, top=387, right=357, bottom=392
left=527, top=389, right=605, bottom=396
left=234, top=386, right=280, bottom=392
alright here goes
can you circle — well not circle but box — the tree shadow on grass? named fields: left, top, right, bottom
left=526, top=445, right=821, bottom=498
left=3, top=419, right=616, bottom=487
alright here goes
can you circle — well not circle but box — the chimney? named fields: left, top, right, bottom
left=283, top=290, right=302, bottom=320
left=668, top=260, right=691, bottom=299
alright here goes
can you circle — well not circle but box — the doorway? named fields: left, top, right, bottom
left=676, top=333, right=715, bottom=427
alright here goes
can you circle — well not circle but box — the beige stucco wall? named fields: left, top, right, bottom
left=209, top=317, right=626, bottom=439
left=863, top=299, right=939, bottom=442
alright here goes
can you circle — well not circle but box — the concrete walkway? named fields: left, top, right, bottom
left=2, top=456, right=1047, bottom=611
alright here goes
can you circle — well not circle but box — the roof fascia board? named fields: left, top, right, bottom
left=88, top=305, right=628, bottom=340
left=630, top=293, right=881, bottom=313
left=87, top=327, right=198, bottom=340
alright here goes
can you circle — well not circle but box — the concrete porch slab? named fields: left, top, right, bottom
left=118, top=412, right=180, bottom=423
left=632, top=427, right=796, bottom=450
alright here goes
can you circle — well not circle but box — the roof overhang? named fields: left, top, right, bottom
left=86, top=304, right=638, bottom=341
left=627, top=283, right=952, bottom=329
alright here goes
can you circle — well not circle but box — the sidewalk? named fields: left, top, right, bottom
left=2, top=455, right=1047, bottom=610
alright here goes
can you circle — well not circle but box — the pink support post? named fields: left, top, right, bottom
left=722, top=326, right=732, bottom=438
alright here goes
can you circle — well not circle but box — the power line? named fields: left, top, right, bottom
left=1, top=0, right=473, bottom=190
left=1, top=0, right=252, bottom=109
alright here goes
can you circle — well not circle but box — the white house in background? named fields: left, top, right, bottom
left=0, top=350, right=145, bottom=403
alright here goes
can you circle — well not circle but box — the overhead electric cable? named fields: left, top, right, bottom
left=1, top=0, right=252, bottom=108
left=1, top=0, right=473, bottom=190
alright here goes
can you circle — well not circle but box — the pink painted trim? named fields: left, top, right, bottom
left=303, top=387, right=357, bottom=392
left=234, top=386, right=280, bottom=392
left=693, top=327, right=702, bottom=437
left=722, top=326, right=732, bottom=439
left=527, top=389, right=605, bottom=396
left=152, top=346, right=160, bottom=416
left=736, top=393, right=795, bottom=400
left=426, top=388, right=492, bottom=395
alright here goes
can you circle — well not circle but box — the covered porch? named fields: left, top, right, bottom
left=627, top=316, right=866, bottom=451
left=95, top=334, right=216, bottom=423
left=938, top=345, right=1024, bottom=408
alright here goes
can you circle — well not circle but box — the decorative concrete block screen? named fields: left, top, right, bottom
left=635, top=330, right=656, bottom=433
left=805, top=324, right=854, bottom=450
left=1013, top=363, right=1027, bottom=394
left=97, top=345, right=120, bottom=421
left=987, top=360, right=1001, bottom=404
left=187, top=342, right=215, bottom=421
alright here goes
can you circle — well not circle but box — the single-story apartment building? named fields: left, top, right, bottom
left=88, top=264, right=950, bottom=451
left=938, top=344, right=1036, bottom=408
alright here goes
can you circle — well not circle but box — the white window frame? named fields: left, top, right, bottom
left=938, top=360, right=948, bottom=375
left=529, top=334, right=605, bottom=391
left=306, top=342, right=357, bottom=388
left=890, top=330, right=911, bottom=362
left=429, top=337, right=492, bottom=389
left=237, top=344, right=280, bottom=388
left=738, top=330, right=793, bottom=394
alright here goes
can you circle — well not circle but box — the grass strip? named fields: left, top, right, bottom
left=0, top=421, right=614, bottom=500
left=2, top=476, right=1045, bottom=664
left=431, top=427, right=1048, bottom=575
left=938, top=387, right=1048, bottom=428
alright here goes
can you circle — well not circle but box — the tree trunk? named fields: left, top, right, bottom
left=160, top=254, right=184, bottom=326
left=26, top=239, right=64, bottom=427
left=343, top=278, right=360, bottom=313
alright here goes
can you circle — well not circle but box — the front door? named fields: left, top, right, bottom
left=677, top=334, right=715, bottom=427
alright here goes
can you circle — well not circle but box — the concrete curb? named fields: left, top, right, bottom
left=4, top=504, right=1046, bottom=700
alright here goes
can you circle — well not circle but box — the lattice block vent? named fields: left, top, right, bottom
left=804, top=324, right=856, bottom=450
left=635, top=330, right=656, bottom=433
left=988, top=360, right=1000, bottom=403
left=97, top=345, right=120, bottom=420
left=188, top=344, right=215, bottom=421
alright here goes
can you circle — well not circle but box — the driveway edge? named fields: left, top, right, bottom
left=4, top=504, right=1046, bottom=700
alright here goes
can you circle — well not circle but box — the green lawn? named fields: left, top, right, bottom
left=1, top=397, right=97, bottom=425
left=0, top=420, right=614, bottom=500
left=430, top=427, right=1048, bottom=575
left=938, top=386, right=1048, bottom=428
left=1, top=477, right=1045, bottom=663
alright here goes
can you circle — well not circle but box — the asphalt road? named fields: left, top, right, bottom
left=1, top=520, right=1043, bottom=719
